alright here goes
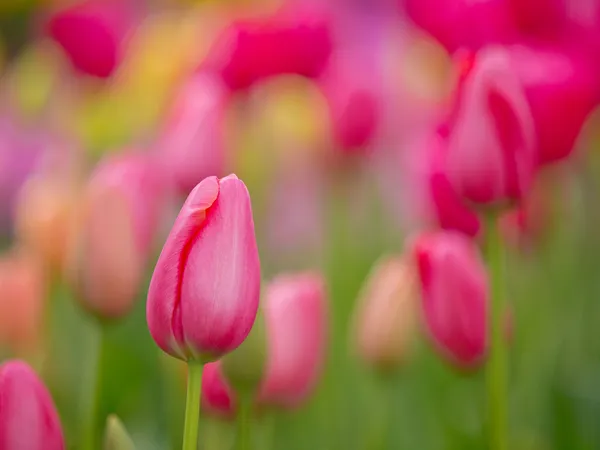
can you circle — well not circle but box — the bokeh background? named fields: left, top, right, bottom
left=1, top=0, right=600, bottom=449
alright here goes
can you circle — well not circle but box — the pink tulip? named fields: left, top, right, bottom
left=412, top=231, right=488, bottom=368
left=508, top=42, right=600, bottom=165
left=147, top=175, right=261, bottom=362
left=0, top=360, right=64, bottom=450
left=258, top=272, right=327, bottom=408
left=47, top=0, right=137, bottom=78
left=201, top=361, right=236, bottom=418
left=68, top=152, right=165, bottom=320
left=157, top=74, right=228, bottom=195
left=403, top=0, right=515, bottom=53
left=203, top=4, right=332, bottom=91
left=442, top=47, right=536, bottom=205
left=507, top=0, right=566, bottom=38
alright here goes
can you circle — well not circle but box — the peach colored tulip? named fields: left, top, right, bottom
left=413, top=231, right=488, bottom=368
left=352, top=255, right=419, bottom=372
left=147, top=175, right=261, bottom=362
left=0, top=249, right=46, bottom=356
left=258, top=272, right=327, bottom=408
left=0, top=360, right=64, bottom=450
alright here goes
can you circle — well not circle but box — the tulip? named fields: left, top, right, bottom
left=47, top=0, right=138, bottom=78
left=352, top=255, right=419, bottom=372
left=258, top=272, right=327, bottom=408
left=201, top=361, right=236, bottom=418
left=156, top=74, right=228, bottom=195
left=412, top=231, right=488, bottom=368
left=68, top=152, right=165, bottom=320
left=0, top=249, right=46, bottom=356
left=203, top=3, right=332, bottom=91
left=442, top=47, right=536, bottom=206
left=508, top=42, right=600, bottom=165
left=147, top=174, right=261, bottom=362
left=0, top=360, right=64, bottom=450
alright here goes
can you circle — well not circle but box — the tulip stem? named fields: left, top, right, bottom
left=236, top=395, right=252, bottom=450
left=182, top=361, right=203, bottom=450
left=486, top=214, right=508, bottom=450
left=82, top=322, right=108, bottom=450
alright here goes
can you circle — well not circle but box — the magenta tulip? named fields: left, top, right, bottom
left=147, top=175, right=261, bottom=362
left=509, top=42, right=600, bottom=165
left=0, top=360, right=64, bottom=450
left=47, top=0, right=137, bottom=78
left=258, top=272, right=327, bottom=408
left=201, top=361, right=236, bottom=418
left=442, top=47, right=536, bottom=206
left=157, top=74, right=228, bottom=195
left=413, top=231, right=488, bottom=368
left=204, top=4, right=332, bottom=91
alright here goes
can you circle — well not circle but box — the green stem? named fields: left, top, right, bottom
left=82, top=322, right=107, bottom=450
left=486, top=215, right=508, bottom=450
left=236, top=396, right=252, bottom=450
left=182, top=362, right=203, bottom=450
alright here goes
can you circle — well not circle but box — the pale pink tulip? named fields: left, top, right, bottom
left=0, top=360, right=64, bottom=450
left=201, top=361, right=236, bottom=418
left=147, top=175, right=261, bottom=362
left=413, top=231, right=488, bottom=368
left=69, top=152, right=165, bottom=320
left=352, top=255, right=419, bottom=371
left=157, top=74, right=228, bottom=195
left=203, top=3, right=332, bottom=91
left=258, top=272, right=327, bottom=408
left=443, top=47, right=536, bottom=205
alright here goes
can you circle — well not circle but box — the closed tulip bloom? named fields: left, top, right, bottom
left=147, top=175, right=261, bottom=362
left=258, top=273, right=327, bottom=408
left=443, top=47, right=536, bottom=206
left=352, top=255, right=419, bottom=372
left=204, top=4, right=332, bottom=91
left=201, top=361, right=236, bottom=418
left=0, top=249, right=46, bottom=356
left=413, top=231, right=488, bottom=368
left=47, top=0, right=137, bottom=78
left=0, top=360, right=64, bottom=450
left=69, top=153, right=164, bottom=320
left=157, top=74, right=228, bottom=195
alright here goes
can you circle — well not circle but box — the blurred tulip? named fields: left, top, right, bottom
left=442, top=47, right=536, bottom=205
left=201, top=361, right=236, bottom=418
left=156, top=73, right=229, bottom=195
left=509, top=42, right=600, bottom=165
left=204, top=3, right=332, bottom=90
left=103, top=415, right=135, bottom=450
left=14, top=174, right=78, bottom=276
left=47, top=0, right=138, bottom=78
left=352, top=255, right=419, bottom=372
left=0, top=360, right=64, bottom=450
left=258, top=272, right=327, bottom=408
left=147, top=175, right=261, bottom=362
left=0, top=249, right=46, bottom=356
left=413, top=231, right=488, bottom=368
left=68, top=152, right=165, bottom=320
left=403, top=0, right=514, bottom=53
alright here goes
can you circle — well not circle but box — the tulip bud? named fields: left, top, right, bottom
left=68, top=153, right=164, bottom=320
left=147, top=174, right=261, bottom=362
left=201, top=361, right=236, bottom=418
left=352, top=255, right=419, bottom=373
left=13, top=174, right=77, bottom=275
left=221, top=310, right=267, bottom=394
left=412, top=231, right=488, bottom=369
left=0, top=360, right=65, bottom=450
left=47, top=0, right=138, bottom=78
left=443, top=47, right=536, bottom=206
left=204, top=4, right=332, bottom=91
left=103, top=415, right=135, bottom=450
left=0, top=249, right=46, bottom=356
left=157, top=74, right=228, bottom=195
left=258, top=272, right=327, bottom=408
